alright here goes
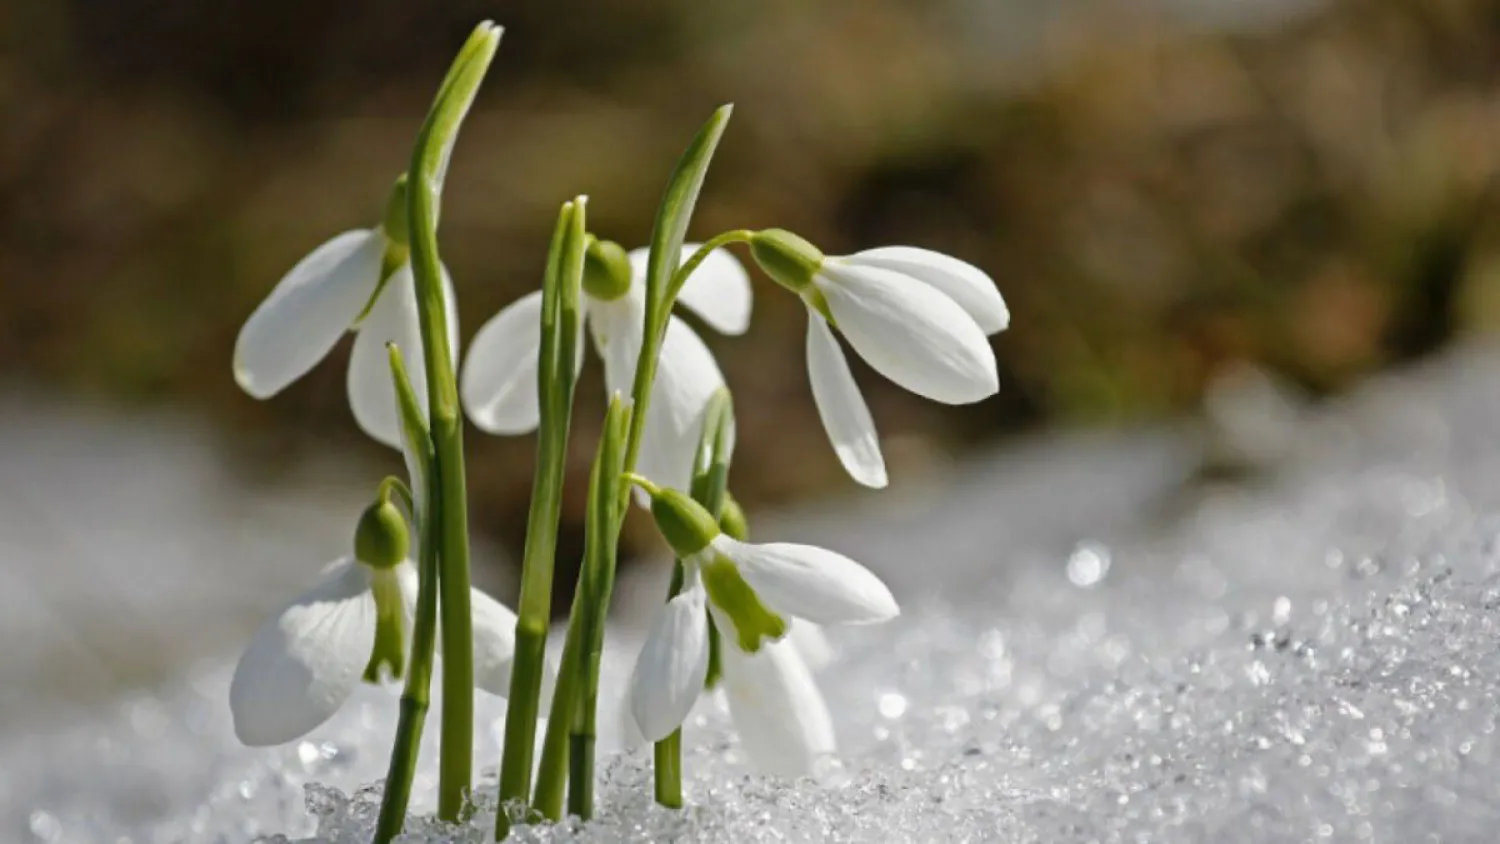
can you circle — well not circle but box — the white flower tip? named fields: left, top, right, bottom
left=850, top=461, right=889, bottom=489
left=854, top=580, right=901, bottom=624
left=845, top=246, right=1010, bottom=336
left=629, top=685, right=676, bottom=743
left=228, top=679, right=281, bottom=747
left=628, top=587, right=710, bottom=742
left=723, top=538, right=901, bottom=627
left=991, top=305, right=1012, bottom=335
left=232, top=356, right=275, bottom=400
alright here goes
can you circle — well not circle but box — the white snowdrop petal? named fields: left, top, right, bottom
left=846, top=246, right=1009, bottom=334
left=636, top=316, right=727, bottom=495
left=628, top=244, right=753, bottom=335
left=229, top=558, right=375, bottom=746
left=786, top=620, right=835, bottom=672
left=674, top=245, right=753, bottom=336
left=348, top=265, right=460, bottom=448
left=713, top=536, right=899, bottom=625
left=720, top=637, right=835, bottom=777
left=588, top=283, right=647, bottom=399
left=817, top=262, right=998, bottom=405
left=806, top=315, right=887, bottom=489
left=394, top=559, right=420, bottom=634
left=469, top=586, right=522, bottom=697
left=460, top=290, right=544, bottom=435
left=628, top=582, right=711, bottom=742
left=234, top=230, right=384, bottom=399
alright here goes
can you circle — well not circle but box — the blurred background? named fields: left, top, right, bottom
left=6, top=0, right=1500, bottom=721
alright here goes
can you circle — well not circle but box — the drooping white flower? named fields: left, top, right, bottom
left=228, top=554, right=525, bottom=747
left=625, top=485, right=897, bottom=761
left=230, top=352, right=519, bottom=748
left=461, top=242, right=750, bottom=494
left=750, top=230, right=1008, bottom=489
left=613, top=618, right=836, bottom=777
left=232, top=194, right=459, bottom=448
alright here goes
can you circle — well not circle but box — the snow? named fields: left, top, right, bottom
left=10, top=343, right=1500, bottom=842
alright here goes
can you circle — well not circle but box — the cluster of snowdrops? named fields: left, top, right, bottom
left=225, top=23, right=1008, bottom=843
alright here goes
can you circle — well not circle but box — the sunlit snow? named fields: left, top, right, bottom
left=10, top=344, right=1500, bottom=842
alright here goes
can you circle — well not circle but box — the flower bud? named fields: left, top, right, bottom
left=582, top=237, right=634, bottom=301
left=749, top=228, right=823, bottom=295
left=354, top=498, right=409, bottom=570
left=648, top=487, right=721, bottom=557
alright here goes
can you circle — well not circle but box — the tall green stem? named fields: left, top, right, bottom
left=496, top=198, right=588, bottom=835
left=653, top=390, right=735, bottom=807
left=531, top=583, right=584, bottom=819
left=530, top=105, right=740, bottom=826
left=375, top=347, right=440, bottom=844
left=566, top=397, right=632, bottom=819
left=533, top=397, right=631, bottom=820
left=405, top=21, right=501, bottom=820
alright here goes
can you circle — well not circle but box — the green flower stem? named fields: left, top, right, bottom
left=566, top=396, right=632, bottom=819
left=496, top=198, right=588, bottom=835
left=664, top=229, right=753, bottom=311
left=616, top=106, right=735, bottom=511
left=375, top=347, right=440, bottom=844
left=533, top=397, right=630, bottom=820
left=531, top=585, right=583, bottom=820
left=405, top=20, right=501, bottom=821
left=375, top=475, right=417, bottom=521
left=653, top=389, right=735, bottom=807
left=537, top=105, right=738, bottom=826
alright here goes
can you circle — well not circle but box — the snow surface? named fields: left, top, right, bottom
left=11, top=344, right=1500, bottom=842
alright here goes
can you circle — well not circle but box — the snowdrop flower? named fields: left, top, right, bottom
left=748, top=229, right=1009, bottom=488
left=228, top=525, right=525, bottom=747
left=624, top=480, right=897, bottom=772
left=229, top=397, right=522, bottom=747
left=232, top=176, right=458, bottom=448
left=461, top=239, right=750, bottom=494
left=613, top=622, right=834, bottom=777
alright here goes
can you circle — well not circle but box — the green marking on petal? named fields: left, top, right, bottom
left=701, top=557, right=786, bottom=653
left=364, top=569, right=408, bottom=683
left=803, top=286, right=835, bottom=326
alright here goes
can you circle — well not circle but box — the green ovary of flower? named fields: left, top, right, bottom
left=749, top=228, right=823, bottom=294
left=354, top=498, right=410, bottom=570
left=582, top=236, right=633, bottom=301
left=700, top=558, right=787, bottom=653
left=649, top=487, right=721, bottom=557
